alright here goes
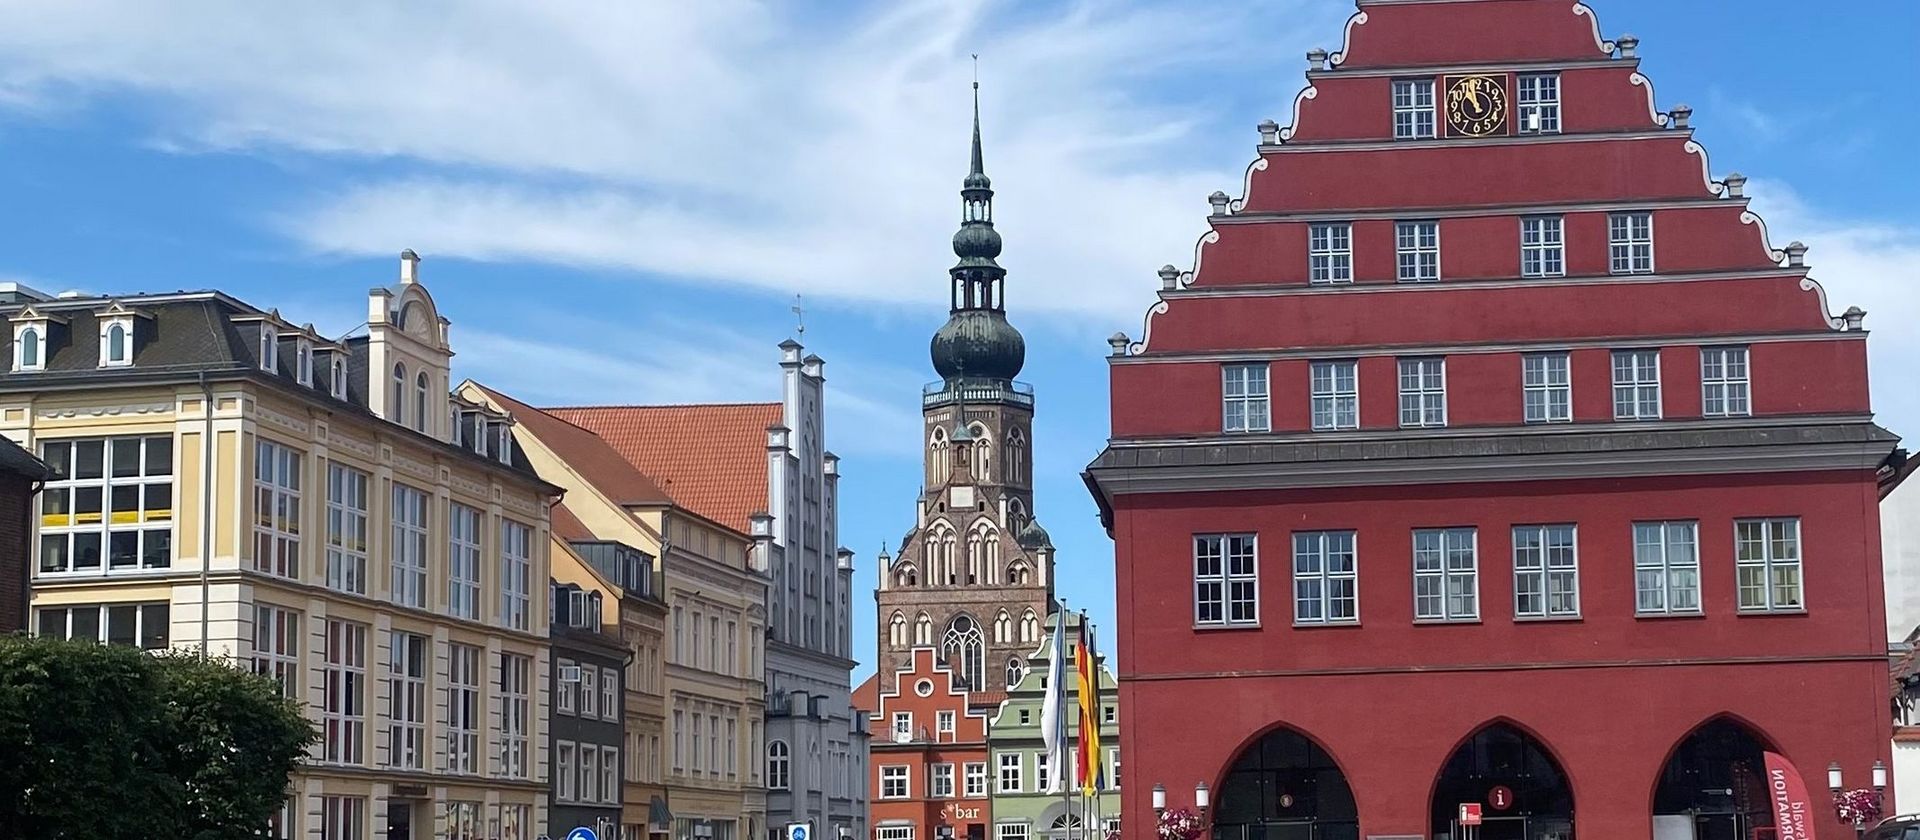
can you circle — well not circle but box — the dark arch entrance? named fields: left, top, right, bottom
left=1213, top=727, right=1359, bottom=840
left=1429, top=722, right=1575, bottom=840
left=1652, top=717, right=1776, bottom=840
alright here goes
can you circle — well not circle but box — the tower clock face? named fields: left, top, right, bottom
left=1445, top=74, right=1509, bottom=137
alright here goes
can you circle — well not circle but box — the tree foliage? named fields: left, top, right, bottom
left=0, top=635, right=317, bottom=839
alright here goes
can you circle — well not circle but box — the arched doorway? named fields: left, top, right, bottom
left=1213, top=727, right=1359, bottom=840
left=1429, top=722, right=1574, bottom=839
left=1652, top=717, right=1775, bottom=840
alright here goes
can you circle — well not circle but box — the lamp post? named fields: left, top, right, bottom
left=1830, top=760, right=1889, bottom=839
left=1194, top=784, right=1210, bottom=816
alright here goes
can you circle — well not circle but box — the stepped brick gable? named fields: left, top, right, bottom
left=1086, top=2, right=1900, bottom=839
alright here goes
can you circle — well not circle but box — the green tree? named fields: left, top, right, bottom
left=0, top=635, right=317, bottom=839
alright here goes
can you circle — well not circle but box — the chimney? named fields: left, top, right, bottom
left=399, top=249, right=421, bottom=284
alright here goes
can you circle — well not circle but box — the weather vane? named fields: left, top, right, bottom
left=791, top=294, right=805, bottom=339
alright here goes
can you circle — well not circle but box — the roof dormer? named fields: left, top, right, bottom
left=93, top=301, right=150, bottom=369
left=10, top=305, right=66, bottom=373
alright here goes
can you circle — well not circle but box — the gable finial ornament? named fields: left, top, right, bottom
left=1257, top=120, right=1280, bottom=146
left=1722, top=172, right=1748, bottom=199
left=1107, top=332, right=1130, bottom=358
left=1784, top=241, right=1809, bottom=268
left=1842, top=306, right=1867, bottom=331
left=1670, top=104, right=1693, bottom=130
left=1617, top=34, right=1640, bottom=59
left=1306, top=48, right=1328, bottom=71
left=1157, top=265, right=1181, bottom=292
left=1207, top=191, right=1231, bottom=217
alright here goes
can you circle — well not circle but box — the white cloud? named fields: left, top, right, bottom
left=0, top=0, right=1342, bottom=321
left=1746, top=178, right=1920, bottom=435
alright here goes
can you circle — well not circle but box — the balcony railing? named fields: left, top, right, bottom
left=922, top=379, right=1034, bottom=408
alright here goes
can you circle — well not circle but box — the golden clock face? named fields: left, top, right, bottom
left=1445, top=74, right=1509, bottom=137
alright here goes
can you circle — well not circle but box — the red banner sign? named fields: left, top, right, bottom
left=1762, top=751, right=1816, bottom=840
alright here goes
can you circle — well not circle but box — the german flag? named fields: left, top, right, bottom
left=1075, top=612, right=1103, bottom=796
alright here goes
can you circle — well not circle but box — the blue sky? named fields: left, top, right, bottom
left=0, top=0, right=1915, bottom=681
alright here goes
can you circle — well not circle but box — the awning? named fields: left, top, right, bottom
left=649, top=797, right=673, bottom=831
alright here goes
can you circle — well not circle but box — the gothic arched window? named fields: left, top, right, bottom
left=15, top=326, right=40, bottom=371
left=889, top=612, right=907, bottom=646
left=766, top=740, right=790, bottom=790
left=1008, top=427, right=1027, bottom=485
left=914, top=613, right=933, bottom=646
left=970, top=424, right=992, bottom=482
left=942, top=614, right=986, bottom=689
left=1020, top=609, right=1041, bottom=644
left=993, top=609, right=1012, bottom=644
left=104, top=323, right=128, bottom=363
left=929, top=427, right=950, bottom=484
left=1007, top=561, right=1030, bottom=586
left=1006, top=656, right=1027, bottom=689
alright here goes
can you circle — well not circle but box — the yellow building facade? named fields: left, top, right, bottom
left=3, top=258, right=557, bottom=840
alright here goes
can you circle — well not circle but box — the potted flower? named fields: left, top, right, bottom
left=1157, top=808, right=1204, bottom=840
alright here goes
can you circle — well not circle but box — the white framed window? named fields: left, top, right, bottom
left=1395, top=221, right=1439, bottom=282
left=965, top=762, right=989, bottom=797
left=881, top=765, right=910, bottom=799
left=325, top=463, right=368, bottom=595
left=558, top=741, right=577, bottom=802
left=413, top=371, right=430, bottom=433
left=447, top=503, right=482, bottom=619
left=35, top=601, right=169, bottom=649
left=445, top=642, right=481, bottom=774
left=767, top=740, right=790, bottom=790
left=671, top=710, right=684, bottom=772
left=1522, top=353, right=1572, bottom=423
left=937, top=710, right=956, bottom=735
left=329, top=354, right=348, bottom=399
left=100, top=317, right=134, bottom=367
left=581, top=745, right=600, bottom=804
left=1736, top=518, right=1802, bottom=612
left=322, top=619, right=367, bottom=765
left=931, top=762, right=956, bottom=798
left=386, top=631, right=427, bottom=770
left=1222, top=363, right=1270, bottom=434
left=251, top=604, right=300, bottom=697
left=259, top=324, right=279, bottom=372
left=998, top=752, right=1024, bottom=793
left=1310, top=360, right=1359, bottom=431
left=295, top=338, right=314, bottom=386
left=1413, top=527, right=1478, bottom=621
left=601, top=666, right=618, bottom=721
left=1194, top=533, right=1259, bottom=627
left=1308, top=223, right=1353, bottom=284
left=601, top=745, right=620, bottom=804
left=1701, top=346, right=1751, bottom=418
left=1513, top=524, right=1579, bottom=618
left=1520, top=216, right=1565, bottom=277
left=1109, top=748, right=1121, bottom=790
left=1634, top=521, right=1701, bottom=615
left=580, top=666, right=598, bottom=719
left=320, top=796, right=366, bottom=840
left=501, top=519, right=532, bottom=630
left=1292, top=530, right=1358, bottom=625
left=1036, top=752, right=1052, bottom=793
left=391, top=484, right=428, bottom=608
left=1391, top=79, right=1436, bottom=139
left=252, top=439, right=302, bottom=579
left=13, top=323, right=44, bottom=372
left=1517, top=73, right=1561, bottom=134
left=997, top=824, right=1029, bottom=840
left=879, top=829, right=915, bottom=840
left=390, top=363, right=407, bottom=427
left=891, top=711, right=912, bottom=741
left=1612, top=349, right=1662, bottom=420
left=1609, top=212, right=1654, bottom=274
left=556, top=657, right=577, bottom=715
left=37, top=436, right=174, bottom=575
left=500, top=653, right=531, bottom=777
left=1397, top=357, right=1447, bottom=428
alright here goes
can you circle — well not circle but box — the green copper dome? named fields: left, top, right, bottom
left=931, top=309, right=1025, bottom=382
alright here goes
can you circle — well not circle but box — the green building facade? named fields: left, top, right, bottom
left=987, top=612, right=1122, bottom=840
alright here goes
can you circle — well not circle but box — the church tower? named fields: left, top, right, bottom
left=875, top=83, right=1055, bottom=694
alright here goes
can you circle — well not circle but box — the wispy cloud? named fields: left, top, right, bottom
left=0, top=0, right=1342, bottom=321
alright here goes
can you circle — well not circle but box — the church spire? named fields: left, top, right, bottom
left=931, top=69, right=1026, bottom=384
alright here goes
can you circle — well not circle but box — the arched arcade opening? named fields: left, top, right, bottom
left=1212, top=726, right=1359, bottom=840
left=1428, top=722, right=1575, bottom=840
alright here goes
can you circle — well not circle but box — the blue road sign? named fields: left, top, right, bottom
left=788, top=823, right=810, bottom=840
left=566, top=828, right=598, bottom=840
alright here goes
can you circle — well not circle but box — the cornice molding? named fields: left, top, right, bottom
left=1309, top=55, right=1626, bottom=81
left=1260, top=127, right=1677, bottom=155
left=1111, top=329, right=1860, bottom=366
left=1216, top=195, right=1733, bottom=225
left=1162, top=266, right=1805, bottom=301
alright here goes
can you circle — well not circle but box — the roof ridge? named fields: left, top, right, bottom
left=472, top=382, right=610, bottom=437
left=544, top=401, right=781, bottom=411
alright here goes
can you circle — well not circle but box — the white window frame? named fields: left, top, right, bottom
left=997, top=824, right=1029, bottom=840
left=295, top=338, right=314, bottom=386
left=556, top=657, right=577, bottom=716
left=581, top=745, right=600, bottom=804
left=1194, top=533, right=1259, bottom=627
left=1292, top=530, right=1358, bottom=625
left=500, top=652, right=531, bottom=778
left=881, top=764, right=910, bottom=799
left=1397, top=357, right=1447, bottom=429
left=330, top=354, right=348, bottom=399
left=1520, top=216, right=1565, bottom=278
left=998, top=751, right=1024, bottom=793
left=601, top=745, right=620, bottom=804
left=1522, top=352, right=1572, bottom=424
left=445, top=642, right=481, bottom=775
left=1310, top=360, right=1359, bottom=431
left=13, top=322, right=45, bottom=372
left=1634, top=521, right=1702, bottom=615
left=386, top=630, right=428, bottom=770
left=391, top=484, right=428, bottom=609
left=1611, top=349, right=1662, bottom=420
left=35, top=601, right=169, bottom=649
left=447, top=503, right=482, bottom=619
left=252, top=439, right=302, bottom=579
left=1395, top=220, right=1440, bottom=282
left=252, top=604, right=300, bottom=697
left=1222, top=363, right=1271, bottom=434
left=259, top=323, right=279, bottom=372
left=499, top=517, right=533, bottom=630
left=1391, top=79, right=1436, bottom=140
left=322, top=618, right=367, bottom=765
left=930, top=762, right=956, bottom=799
left=937, top=709, right=956, bottom=735
left=1517, top=73, right=1561, bottom=134
left=1308, top=222, right=1353, bottom=284
left=965, top=761, right=989, bottom=798
left=891, top=711, right=912, bottom=741
left=1701, top=346, right=1751, bottom=418
left=879, top=829, right=915, bottom=840
left=557, top=741, right=577, bottom=802
left=1609, top=212, right=1654, bottom=274
left=767, top=739, right=790, bottom=790
left=1512, top=524, right=1580, bottom=619
left=324, top=463, right=369, bottom=595
left=580, top=665, right=598, bottom=719
left=1736, top=518, right=1803, bottom=613
left=36, top=435, right=174, bottom=576
left=100, top=316, right=134, bottom=368
left=1413, top=527, right=1479, bottom=622
left=601, top=666, right=618, bottom=722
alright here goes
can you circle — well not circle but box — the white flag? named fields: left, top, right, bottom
left=1039, top=609, right=1067, bottom=793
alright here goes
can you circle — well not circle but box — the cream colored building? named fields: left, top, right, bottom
left=1, top=256, right=557, bottom=840
left=464, top=385, right=767, bottom=840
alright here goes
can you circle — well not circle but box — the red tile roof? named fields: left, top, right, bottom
left=550, top=502, right=594, bottom=542
left=471, top=384, right=674, bottom=508
left=852, top=674, right=879, bottom=715
left=545, top=403, right=782, bottom=534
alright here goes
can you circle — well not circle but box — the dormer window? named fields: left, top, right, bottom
left=471, top=416, right=488, bottom=455
left=295, top=339, right=314, bottom=386
left=496, top=423, right=513, bottom=464
left=99, top=317, right=133, bottom=368
left=330, top=355, right=348, bottom=399
left=450, top=406, right=463, bottom=447
left=13, top=323, right=44, bottom=372
left=258, top=324, right=279, bottom=372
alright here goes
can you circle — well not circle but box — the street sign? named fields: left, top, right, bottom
left=1458, top=803, right=1483, bottom=826
left=566, top=828, right=598, bottom=840
left=1488, top=785, right=1514, bottom=811
left=788, top=823, right=811, bottom=840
